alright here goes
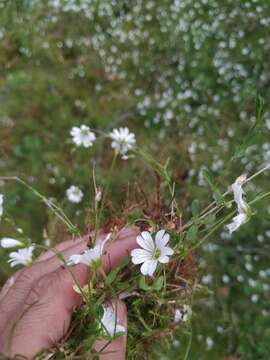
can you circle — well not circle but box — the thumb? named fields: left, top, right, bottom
left=92, top=300, right=127, bottom=360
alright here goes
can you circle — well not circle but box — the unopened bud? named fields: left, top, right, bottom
left=95, top=189, right=102, bottom=203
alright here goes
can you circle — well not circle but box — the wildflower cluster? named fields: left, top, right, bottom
left=1, top=1, right=270, bottom=357
left=67, top=125, right=136, bottom=203
left=1, top=137, right=269, bottom=357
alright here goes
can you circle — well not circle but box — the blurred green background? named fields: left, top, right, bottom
left=1, top=0, right=270, bottom=358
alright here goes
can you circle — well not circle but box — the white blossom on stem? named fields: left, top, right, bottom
left=174, top=304, right=191, bottom=322
left=68, top=234, right=111, bottom=267
left=227, top=213, right=248, bottom=234
left=66, top=185, right=84, bottom=203
left=8, top=246, right=34, bottom=267
left=0, top=238, right=24, bottom=248
left=226, top=175, right=250, bottom=234
left=131, top=230, right=174, bottom=277
left=231, top=174, right=248, bottom=212
left=70, top=124, right=96, bottom=148
left=101, top=304, right=125, bottom=337
left=110, top=127, right=136, bottom=159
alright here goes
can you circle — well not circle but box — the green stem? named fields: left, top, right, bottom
left=183, top=329, right=192, bottom=360
left=182, top=163, right=270, bottom=232
left=94, top=151, right=118, bottom=242
left=0, top=176, right=78, bottom=233
left=136, top=149, right=181, bottom=215
left=190, top=189, right=270, bottom=252
left=190, top=212, right=236, bottom=252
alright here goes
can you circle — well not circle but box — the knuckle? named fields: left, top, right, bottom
left=36, top=270, right=63, bottom=294
left=25, top=272, right=57, bottom=305
left=16, top=265, right=38, bottom=284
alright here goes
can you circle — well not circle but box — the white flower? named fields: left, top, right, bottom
left=131, top=230, right=174, bottom=277
left=95, top=189, right=102, bottom=203
left=0, top=238, right=24, bottom=248
left=68, top=234, right=111, bottom=267
left=101, top=304, right=125, bottom=337
left=217, top=325, right=224, bottom=334
left=110, top=127, right=136, bottom=159
left=174, top=304, right=191, bottom=322
left=0, top=194, right=3, bottom=219
left=201, top=274, right=213, bottom=285
left=226, top=175, right=250, bottom=234
left=251, top=293, right=259, bottom=303
left=66, top=185, right=84, bottom=203
left=222, top=274, right=230, bottom=284
left=227, top=212, right=248, bottom=234
left=8, top=246, right=34, bottom=267
left=206, top=337, right=214, bottom=350
left=70, top=124, right=96, bottom=148
left=231, top=174, right=248, bottom=212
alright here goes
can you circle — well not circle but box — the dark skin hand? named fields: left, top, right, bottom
left=0, top=228, right=138, bottom=359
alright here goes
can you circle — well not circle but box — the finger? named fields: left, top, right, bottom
left=3, top=264, right=88, bottom=358
left=0, top=229, right=138, bottom=314
left=0, top=234, right=91, bottom=308
left=0, top=228, right=139, bottom=356
left=5, top=260, right=130, bottom=357
left=37, top=227, right=137, bottom=263
left=102, top=229, right=139, bottom=272
left=0, top=234, right=90, bottom=302
left=93, top=300, right=127, bottom=360
left=0, top=230, right=109, bottom=307
left=0, top=275, right=16, bottom=302
left=1, top=227, right=138, bottom=305
left=35, top=233, right=92, bottom=262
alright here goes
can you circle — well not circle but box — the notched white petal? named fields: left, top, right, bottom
left=137, top=232, right=154, bottom=251
left=161, top=246, right=174, bottom=256
left=158, top=255, right=169, bottom=263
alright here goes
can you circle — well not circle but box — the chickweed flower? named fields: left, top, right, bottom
left=206, top=337, right=214, bottom=350
left=110, top=127, right=136, bottom=159
left=226, top=175, right=250, bottom=234
left=0, top=238, right=24, bottom=248
left=231, top=174, right=248, bottom=212
left=131, top=230, right=174, bottom=277
left=66, top=185, right=84, bottom=203
left=174, top=304, right=191, bottom=323
left=0, top=194, right=3, bottom=219
left=95, top=188, right=102, bottom=203
left=70, top=124, right=96, bottom=148
left=8, top=246, right=34, bottom=267
left=101, top=304, right=125, bottom=337
left=227, top=213, right=248, bottom=234
left=68, top=234, right=111, bottom=267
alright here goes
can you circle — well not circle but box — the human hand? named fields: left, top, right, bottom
left=0, top=228, right=138, bottom=359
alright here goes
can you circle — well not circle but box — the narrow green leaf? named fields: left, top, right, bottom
left=213, top=190, right=223, bottom=207
left=255, top=95, right=264, bottom=124
left=139, top=276, right=150, bottom=291
left=105, top=270, right=117, bottom=285
left=153, top=276, right=164, bottom=291
left=191, top=199, right=200, bottom=217
left=187, top=224, right=198, bottom=242
left=202, top=168, right=215, bottom=190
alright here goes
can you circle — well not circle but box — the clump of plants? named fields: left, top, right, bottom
left=0, top=100, right=269, bottom=359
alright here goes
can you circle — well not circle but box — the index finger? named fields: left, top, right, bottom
left=69, top=227, right=139, bottom=287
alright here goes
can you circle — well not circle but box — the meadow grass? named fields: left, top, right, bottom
left=1, top=1, right=270, bottom=358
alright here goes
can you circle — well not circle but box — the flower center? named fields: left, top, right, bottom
left=81, top=129, right=89, bottom=137
left=153, top=248, right=161, bottom=260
